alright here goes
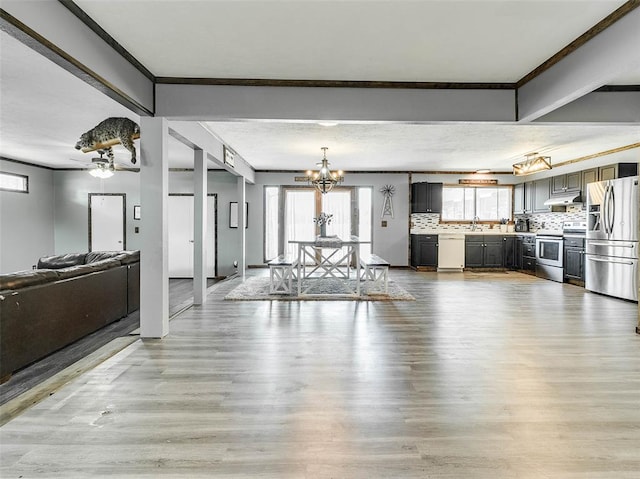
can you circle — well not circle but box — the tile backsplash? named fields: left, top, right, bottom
left=515, top=205, right=586, bottom=231
left=411, top=205, right=586, bottom=234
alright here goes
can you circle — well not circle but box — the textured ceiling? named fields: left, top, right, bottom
left=203, top=120, right=640, bottom=172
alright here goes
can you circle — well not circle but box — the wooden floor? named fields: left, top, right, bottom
left=1, top=270, right=638, bottom=478
left=0, top=278, right=221, bottom=406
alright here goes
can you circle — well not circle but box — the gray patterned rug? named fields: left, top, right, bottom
left=225, top=277, right=415, bottom=301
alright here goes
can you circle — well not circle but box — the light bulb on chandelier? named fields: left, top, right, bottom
left=305, top=147, right=344, bottom=194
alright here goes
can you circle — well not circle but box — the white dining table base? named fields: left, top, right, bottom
left=294, top=241, right=362, bottom=297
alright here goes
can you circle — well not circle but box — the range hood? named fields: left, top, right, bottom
left=544, top=192, right=582, bottom=206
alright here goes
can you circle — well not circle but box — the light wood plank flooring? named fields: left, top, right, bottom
left=0, top=278, right=221, bottom=406
left=1, top=270, right=638, bottom=478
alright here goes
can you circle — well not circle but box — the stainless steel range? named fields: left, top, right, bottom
left=536, top=229, right=564, bottom=282
left=536, top=222, right=588, bottom=283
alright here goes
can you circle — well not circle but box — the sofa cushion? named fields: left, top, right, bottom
left=55, top=264, right=97, bottom=280
left=56, top=259, right=120, bottom=280
left=37, top=253, right=87, bottom=269
left=115, top=250, right=140, bottom=265
left=85, top=251, right=122, bottom=264
left=0, top=270, right=60, bottom=291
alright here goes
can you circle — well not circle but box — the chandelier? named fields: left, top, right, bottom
left=305, top=147, right=344, bottom=194
left=512, top=153, right=551, bottom=176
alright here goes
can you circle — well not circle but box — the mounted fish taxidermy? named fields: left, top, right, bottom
left=75, top=117, right=140, bottom=164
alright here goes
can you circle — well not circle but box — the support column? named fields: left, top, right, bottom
left=193, top=149, right=207, bottom=305
left=140, top=117, right=169, bottom=338
left=237, top=176, right=246, bottom=280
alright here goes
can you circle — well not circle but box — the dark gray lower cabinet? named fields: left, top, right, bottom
left=564, top=237, right=585, bottom=283
left=465, top=235, right=504, bottom=268
left=465, top=235, right=484, bottom=267
left=520, top=235, right=536, bottom=274
left=411, top=235, right=438, bottom=267
left=503, top=236, right=517, bottom=269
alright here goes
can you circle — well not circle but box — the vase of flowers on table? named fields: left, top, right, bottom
left=313, top=212, right=333, bottom=237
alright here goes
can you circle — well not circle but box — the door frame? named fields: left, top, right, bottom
left=168, top=193, right=219, bottom=278
left=88, top=193, right=126, bottom=252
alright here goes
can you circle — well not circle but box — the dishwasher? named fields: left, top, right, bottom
left=437, top=233, right=465, bottom=272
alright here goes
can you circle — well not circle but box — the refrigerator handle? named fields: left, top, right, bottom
left=602, top=185, right=610, bottom=235
left=608, top=186, right=615, bottom=234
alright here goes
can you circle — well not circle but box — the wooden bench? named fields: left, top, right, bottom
left=268, top=255, right=298, bottom=294
left=360, top=254, right=390, bottom=294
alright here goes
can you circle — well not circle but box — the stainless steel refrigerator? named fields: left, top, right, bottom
left=585, top=175, right=638, bottom=301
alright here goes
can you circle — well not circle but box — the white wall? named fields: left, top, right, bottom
left=168, top=169, right=240, bottom=277
left=52, top=168, right=241, bottom=277
left=0, top=159, right=55, bottom=273
left=53, top=170, right=141, bottom=253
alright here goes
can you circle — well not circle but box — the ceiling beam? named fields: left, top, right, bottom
left=534, top=91, right=640, bottom=122
left=517, top=6, right=640, bottom=122
left=0, top=1, right=153, bottom=115
left=156, top=84, right=515, bottom=122
left=168, top=121, right=255, bottom=184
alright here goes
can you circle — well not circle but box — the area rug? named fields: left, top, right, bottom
left=225, top=277, right=415, bottom=301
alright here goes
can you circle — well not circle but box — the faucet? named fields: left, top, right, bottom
left=471, top=216, right=480, bottom=231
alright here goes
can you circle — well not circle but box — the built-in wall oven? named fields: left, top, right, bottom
left=536, top=231, right=564, bottom=282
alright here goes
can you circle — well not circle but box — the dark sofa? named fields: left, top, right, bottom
left=0, top=250, right=140, bottom=382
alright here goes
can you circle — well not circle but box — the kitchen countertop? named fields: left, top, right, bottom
left=411, top=230, right=537, bottom=236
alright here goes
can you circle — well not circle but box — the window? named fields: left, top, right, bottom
left=442, top=186, right=512, bottom=221
left=0, top=172, right=28, bottom=193
left=263, top=186, right=373, bottom=262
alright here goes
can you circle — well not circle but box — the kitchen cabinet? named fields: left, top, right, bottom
left=582, top=163, right=637, bottom=186
left=582, top=168, right=598, bottom=189
left=598, top=162, right=638, bottom=181
left=513, top=182, right=533, bottom=214
left=513, top=183, right=525, bottom=214
left=533, top=178, right=551, bottom=213
left=411, top=182, right=443, bottom=214
left=512, top=235, right=523, bottom=270
left=411, top=234, right=438, bottom=268
left=503, top=236, right=518, bottom=269
left=520, top=234, right=536, bottom=275
left=564, top=236, right=585, bottom=284
left=465, top=235, right=504, bottom=268
left=551, top=172, right=581, bottom=196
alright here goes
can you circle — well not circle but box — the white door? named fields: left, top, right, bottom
left=90, top=194, right=125, bottom=251
left=168, top=195, right=216, bottom=278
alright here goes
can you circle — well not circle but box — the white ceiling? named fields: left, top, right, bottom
left=1, top=1, right=639, bottom=173
left=76, top=0, right=636, bottom=83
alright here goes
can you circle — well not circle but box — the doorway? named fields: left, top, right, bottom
left=168, top=194, right=217, bottom=278
left=282, top=187, right=361, bottom=258
left=88, top=193, right=126, bottom=251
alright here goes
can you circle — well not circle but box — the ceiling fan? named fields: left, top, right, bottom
left=69, top=151, right=138, bottom=178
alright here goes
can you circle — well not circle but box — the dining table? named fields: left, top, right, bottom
left=288, top=235, right=370, bottom=296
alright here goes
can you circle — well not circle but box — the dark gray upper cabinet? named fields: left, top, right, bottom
left=411, top=182, right=443, bottom=213
left=582, top=168, right=598, bottom=189
left=599, top=163, right=638, bottom=181
left=514, top=182, right=534, bottom=214
left=532, top=178, right=551, bottom=213
left=513, top=183, right=525, bottom=214
left=551, top=171, right=581, bottom=196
